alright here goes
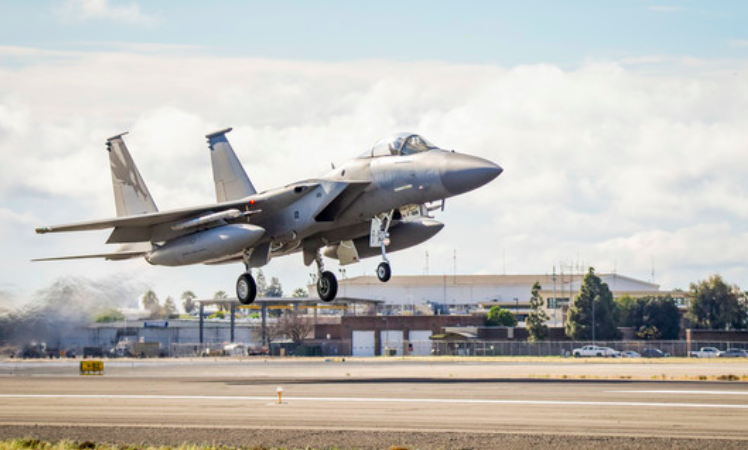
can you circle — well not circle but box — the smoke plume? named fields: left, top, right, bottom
left=0, top=275, right=146, bottom=348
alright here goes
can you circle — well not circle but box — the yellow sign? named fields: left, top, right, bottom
left=80, top=360, right=104, bottom=375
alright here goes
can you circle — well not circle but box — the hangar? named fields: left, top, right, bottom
left=313, top=273, right=687, bottom=326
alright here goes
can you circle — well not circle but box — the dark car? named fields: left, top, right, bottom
left=641, top=348, right=670, bottom=358
left=719, top=348, right=748, bottom=358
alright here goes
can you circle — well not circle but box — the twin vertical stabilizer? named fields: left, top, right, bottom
left=206, top=128, right=257, bottom=203
left=107, top=133, right=158, bottom=217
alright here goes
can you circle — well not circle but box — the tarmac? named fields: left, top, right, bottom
left=1, top=358, right=748, bottom=449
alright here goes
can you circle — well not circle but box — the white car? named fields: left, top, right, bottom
left=572, top=345, right=620, bottom=357
left=689, top=347, right=721, bottom=358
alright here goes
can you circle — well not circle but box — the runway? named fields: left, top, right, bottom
left=1, top=359, right=748, bottom=449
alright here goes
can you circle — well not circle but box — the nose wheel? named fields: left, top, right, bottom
left=236, top=272, right=257, bottom=305
left=377, top=262, right=391, bottom=282
left=317, top=271, right=338, bottom=302
left=314, top=249, right=338, bottom=302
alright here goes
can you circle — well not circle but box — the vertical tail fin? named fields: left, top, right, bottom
left=106, top=132, right=158, bottom=217
left=206, top=128, right=257, bottom=203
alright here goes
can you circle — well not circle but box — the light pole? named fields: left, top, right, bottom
left=592, top=296, right=596, bottom=343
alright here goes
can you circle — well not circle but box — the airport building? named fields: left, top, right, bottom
left=26, top=272, right=688, bottom=358
left=313, top=273, right=688, bottom=327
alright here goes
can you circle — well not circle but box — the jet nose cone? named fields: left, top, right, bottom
left=440, top=153, right=503, bottom=196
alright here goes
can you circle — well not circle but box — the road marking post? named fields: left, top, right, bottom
left=277, top=386, right=283, bottom=404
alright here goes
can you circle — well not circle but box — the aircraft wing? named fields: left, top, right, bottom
left=35, top=183, right=319, bottom=242
left=35, top=180, right=368, bottom=245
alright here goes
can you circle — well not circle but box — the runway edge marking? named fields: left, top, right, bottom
left=1, top=394, right=748, bottom=409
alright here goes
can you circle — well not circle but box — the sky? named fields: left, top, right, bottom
left=1, top=0, right=748, bottom=308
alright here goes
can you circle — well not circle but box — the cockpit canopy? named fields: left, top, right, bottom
left=359, top=133, right=440, bottom=158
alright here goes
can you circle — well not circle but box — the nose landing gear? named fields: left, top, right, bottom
left=315, top=249, right=338, bottom=302
left=377, top=261, right=391, bottom=282
left=371, top=211, right=393, bottom=283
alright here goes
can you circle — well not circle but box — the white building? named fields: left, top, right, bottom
left=311, top=273, right=687, bottom=326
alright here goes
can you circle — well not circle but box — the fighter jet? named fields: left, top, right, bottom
left=34, top=129, right=502, bottom=304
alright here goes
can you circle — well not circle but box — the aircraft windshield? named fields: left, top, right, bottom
left=363, top=133, right=439, bottom=158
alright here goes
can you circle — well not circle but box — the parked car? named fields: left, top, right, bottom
left=572, top=345, right=620, bottom=357
left=621, top=351, right=641, bottom=358
left=690, top=347, right=721, bottom=358
left=641, top=348, right=670, bottom=358
left=719, top=348, right=748, bottom=358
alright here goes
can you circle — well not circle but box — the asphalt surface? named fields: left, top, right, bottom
left=1, top=359, right=748, bottom=449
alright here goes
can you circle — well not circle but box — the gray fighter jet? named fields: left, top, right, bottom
left=34, top=129, right=502, bottom=304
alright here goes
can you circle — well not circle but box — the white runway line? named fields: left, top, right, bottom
left=1, top=394, right=748, bottom=410
left=610, top=390, right=748, bottom=396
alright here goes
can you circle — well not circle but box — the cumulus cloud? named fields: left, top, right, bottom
left=1, top=46, right=748, bottom=299
left=54, top=0, right=156, bottom=25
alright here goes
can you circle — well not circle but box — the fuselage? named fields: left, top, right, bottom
left=242, top=144, right=502, bottom=263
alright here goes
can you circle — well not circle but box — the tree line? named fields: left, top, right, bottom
left=486, top=268, right=748, bottom=342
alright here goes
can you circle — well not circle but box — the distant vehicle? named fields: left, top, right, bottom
left=83, top=347, right=104, bottom=358
left=621, top=351, right=641, bottom=358
left=719, top=348, right=748, bottom=358
left=641, top=348, right=670, bottom=358
left=572, top=345, right=620, bottom=357
left=690, top=347, right=721, bottom=358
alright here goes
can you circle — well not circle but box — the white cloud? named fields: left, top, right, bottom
left=1, top=46, right=748, bottom=300
left=54, top=0, right=156, bottom=25
left=647, top=6, right=682, bottom=13
left=729, top=39, right=748, bottom=49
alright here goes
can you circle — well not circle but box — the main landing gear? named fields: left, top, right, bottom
left=237, top=252, right=258, bottom=305
left=236, top=272, right=257, bottom=305
left=315, top=250, right=338, bottom=302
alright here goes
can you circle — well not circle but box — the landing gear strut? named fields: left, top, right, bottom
left=315, top=250, right=338, bottom=302
left=372, top=211, right=393, bottom=283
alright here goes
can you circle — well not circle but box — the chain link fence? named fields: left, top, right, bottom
left=420, top=340, right=748, bottom=357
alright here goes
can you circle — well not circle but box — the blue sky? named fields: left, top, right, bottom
left=1, top=1, right=748, bottom=307
left=2, top=1, right=748, bottom=64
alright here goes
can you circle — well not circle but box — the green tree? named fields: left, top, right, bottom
left=565, top=267, right=621, bottom=340
left=689, top=275, right=747, bottom=330
left=93, top=307, right=125, bottom=323
left=641, top=296, right=681, bottom=339
left=486, top=305, right=517, bottom=327
left=265, top=276, right=283, bottom=298
left=526, top=282, right=549, bottom=342
left=256, top=269, right=268, bottom=296
left=292, top=288, right=308, bottom=298
left=163, top=296, right=178, bottom=318
left=181, top=290, right=197, bottom=314
left=141, top=289, right=161, bottom=318
left=616, top=295, right=681, bottom=340
left=213, top=290, right=228, bottom=311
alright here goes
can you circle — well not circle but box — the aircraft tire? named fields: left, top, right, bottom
left=236, top=273, right=257, bottom=305
left=317, top=271, right=338, bottom=302
left=377, top=262, right=392, bottom=282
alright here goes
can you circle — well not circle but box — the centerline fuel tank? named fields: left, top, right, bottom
left=147, top=224, right=265, bottom=266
